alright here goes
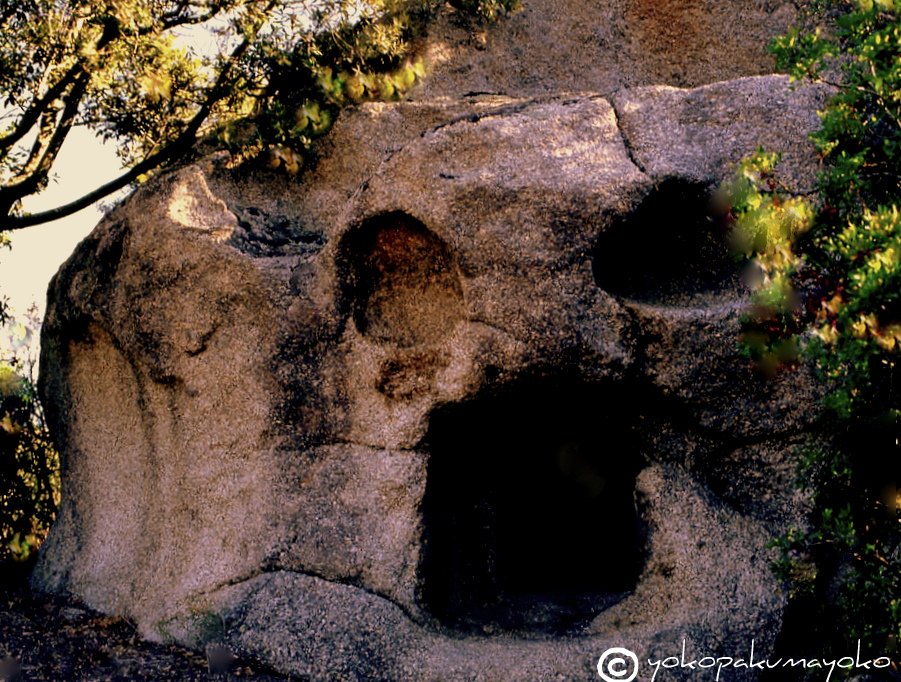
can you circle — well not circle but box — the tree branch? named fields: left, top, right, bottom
left=0, top=0, right=226, bottom=156
left=0, top=72, right=90, bottom=210
left=10, top=108, right=60, bottom=183
left=2, top=2, right=274, bottom=231
left=0, top=64, right=82, bottom=155
left=2, top=149, right=171, bottom=231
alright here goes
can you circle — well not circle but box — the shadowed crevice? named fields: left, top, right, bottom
left=418, top=377, right=645, bottom=636
left=593, top=179, right=741, bottom=307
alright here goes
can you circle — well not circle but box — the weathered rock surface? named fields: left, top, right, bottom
left=612, top=77, right=831, bottom=191
left=33, top=1, right=833, bottom=677
left=413, top=0, right=800, bottom=99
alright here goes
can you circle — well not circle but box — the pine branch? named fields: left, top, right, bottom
left=1, top=4, right=272, bottom=231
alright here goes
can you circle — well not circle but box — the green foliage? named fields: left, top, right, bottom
left=448, top=0, right=519, bottom=22
left=725, top=150, right=813, bottom=373
left=0, top=311, right=59, bottom=564
left=0, top=0, right=518, bottom=228
left=727, top=0, right=901, bottom=665
left=226, top=0, right=440, bottom=172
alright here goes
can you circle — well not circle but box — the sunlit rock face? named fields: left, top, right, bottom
left=414, top=0, right=800, bottom=99
left=33, top=2, right=830, bottom=678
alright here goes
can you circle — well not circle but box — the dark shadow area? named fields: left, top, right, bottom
left=0, top=567, right=291, bottom=681
left=593, top=179, right=740, bottom=306
left=338, top=212, right=464, bottom=347
left=418, top=377, right=645, bottom=636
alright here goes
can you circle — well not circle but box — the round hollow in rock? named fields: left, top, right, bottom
left=341, top=213, right=464, bottom=347
left=593, top=180, right=741, bottom=306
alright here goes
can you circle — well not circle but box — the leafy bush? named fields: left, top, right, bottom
left=0, top=311, right=58, bottom=564
left=0, top=367, right=58, bottom=563
left=726, top=0, right=900, bottom=666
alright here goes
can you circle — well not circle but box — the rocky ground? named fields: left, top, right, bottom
left=0, top=564, right=291, bottom=682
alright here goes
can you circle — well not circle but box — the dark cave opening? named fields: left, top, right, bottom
left=418, top=377, right=645, bottom=636
left=592, top=179, right=741, bottom=306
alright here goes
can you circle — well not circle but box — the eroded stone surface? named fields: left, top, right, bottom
left=613, top=76, right=834, bottom=191
left=34, top=76, right=826, bottom=680
left=413, top=0, right=799, bottom=99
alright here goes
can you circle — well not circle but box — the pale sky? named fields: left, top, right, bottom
left=1, top=122, right=126, bottom=318
left=0, top=21, right=227, bottom=322
left=0, top=8, right=312, bottom=352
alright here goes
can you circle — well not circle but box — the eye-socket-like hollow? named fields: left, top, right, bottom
left=593, top=180, right=740, bottom=306
left=418, top=378, right=645, bottom=636
left=339, top=213, right=464, bottom=347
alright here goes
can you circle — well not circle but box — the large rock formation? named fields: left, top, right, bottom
left=33, top=2, right=832, bottom=680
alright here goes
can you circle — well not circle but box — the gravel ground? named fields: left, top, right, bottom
left=0, top=563, right=292, bottom=682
